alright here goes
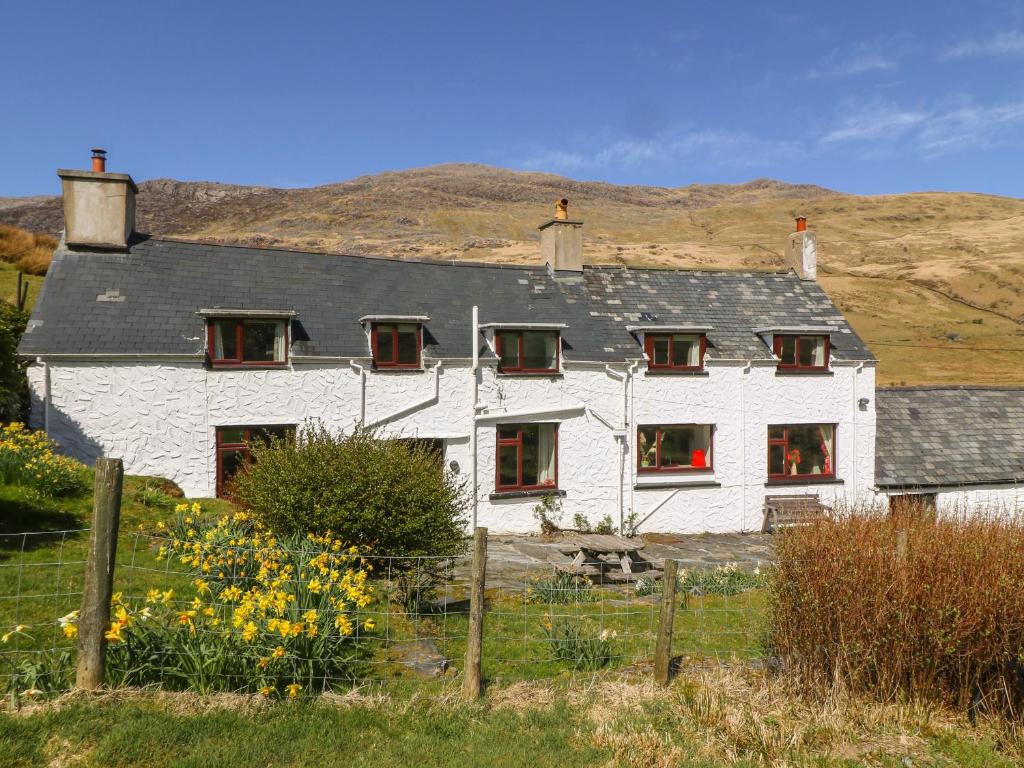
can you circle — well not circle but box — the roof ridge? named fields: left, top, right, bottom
left=879, top=385, right=1024, bottom=392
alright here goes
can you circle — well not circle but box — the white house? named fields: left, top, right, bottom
left=20, top=152, right=884, bottom=533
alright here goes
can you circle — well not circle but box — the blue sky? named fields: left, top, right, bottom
left=3, top=0, right=1024, bottom=197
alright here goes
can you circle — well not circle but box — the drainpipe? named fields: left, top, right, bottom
left=740, top=361, right=751, bottom=530
left=365, top=360, right=443, bottom=429
left=853, top=361, right=864, bottom=501
left=348, top=360, right=366, bottom=424
left=604, top=361, right=637, bottom=533
left=470, top=305, right=480, bottom=530
left=37, top=358, right=50, bottom=435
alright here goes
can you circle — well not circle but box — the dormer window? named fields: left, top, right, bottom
left=496, top=330, right=560, bottom=374
left=201, top=311, right=293, bottom=367
left=372, top=322, right=421, bottom=368
left=774, top=334, right=829, bottom=371
left=645, top=333, right=705, bottom=371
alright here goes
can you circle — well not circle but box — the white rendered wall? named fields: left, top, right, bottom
left=878, top=485, right=1024, bottom=516
left=27, top=356, right=879, bottom=534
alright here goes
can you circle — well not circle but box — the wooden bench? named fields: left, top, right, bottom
left=556, top=533, right=662, bottom=583
left=762, top=494, right=829, bottom=533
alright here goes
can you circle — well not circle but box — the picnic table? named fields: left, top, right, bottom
left=557, top=533, right=663, bottom=583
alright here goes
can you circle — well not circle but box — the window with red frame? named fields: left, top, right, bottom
left=644, top=333, right=705, bottom=370
left=215, top=425, right=294, bottom=496
left=496, top=330, right=559, bottom=373
left=774, top=334, right=829, bottom=370
left=372, top=323, right=421, bottom=368
left=638, top=425, right=713, bottom=472
left=208, top=319, right=288, bottom=366
left=495, top=423, right=558, bottom=492
left=767, top=424, right=835, bottom=480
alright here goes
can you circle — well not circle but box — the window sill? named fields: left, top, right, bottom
left=496, top=372, right=564, bottom=379
left=634, top=480, right=721, bottom=490
left=765, top=477, right=843, bottom=487
left=489, top=488, right=565, bottom=501
left=774, top=369, right=833, bottom=377
left=208, top=363, right=289, bottom=370
left=644, top=369, right=709, bottom=377
left=371, top=366, right=426, bottom=373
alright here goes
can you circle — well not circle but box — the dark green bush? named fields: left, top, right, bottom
left=232, top=423, right=469, bottom=559
left=0, top=300, right=28, bottom=422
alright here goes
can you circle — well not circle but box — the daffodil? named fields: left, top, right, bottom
left=286, top=683, right=302, bottom=699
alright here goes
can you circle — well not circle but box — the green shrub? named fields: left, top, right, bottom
left=527, top=571, right=596, bottom=604
left=543, top=616, right=615, bottom=670
left=232, top=423, right=469, bottom=561
left=680, top=564, right=766, bottom=597
left=0, top=422, right=86, bottom=496
left=770, top=510, right=1024, bottom=714
left=0, top=299, right=27, bottom=422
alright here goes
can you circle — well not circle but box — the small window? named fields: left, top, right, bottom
left=496, top=330, right=559, bottom=373
left=638, top=425, right=713, bottom=472
left=215, top=425, right=294, bottom=496
left=774, top=334, right=829, bottom=371
left=208, top=319, right=288, bottom=366
left=495, top=423, right=558, bottom=492
left=373, top=323, right=421, bottom=368
left=644, top=333, right=705, bottom=371
left=767, top=424, right=835, bottom=480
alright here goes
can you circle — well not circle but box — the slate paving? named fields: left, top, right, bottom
left=452, top=532, right=775, bottom=590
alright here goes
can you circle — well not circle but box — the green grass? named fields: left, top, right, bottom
left=0, top=262, right=44, bottom=312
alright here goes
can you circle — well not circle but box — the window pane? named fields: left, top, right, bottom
left=497, top=332, right=520, bottom=369
left=250, top=426, right=293, bottom=446
left=498, top=426, right=519, bottom=441
left=498, top=444, right=518, bottom=487
left=375, top=325, right=395, bottom=363
left=219, top=448, right=248, bottom=489
left=671, top=335, right=700, bottom=367
left=396, top=324, right=419, bottom=365
left=521, top=424, right=540, bottom=486
left=768, top=426, right=785, bottom=441
left=779, top=424, right=834, bottom=476
left=638, top=427, right=658, bottom=468
left=798, top=336, right=825, bottom=367
left=661, top=426, right=711, bottom=468
left=213, top=321, right=238, bottom=360
left=536, top=424, right=556, bottom=484
left=651, top=336, right=670, bottom=365
left=768, top=444, right=786, bottom=475
left=217, top=428, right=246, bottom=445
left=779, top=336, right=797, bottom=364
left=523, top=331, right=557, bottom=370
left=243, top=321, right=282, bottom=362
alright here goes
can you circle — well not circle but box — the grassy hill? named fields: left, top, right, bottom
left=3, top=163, right=1023, bottom=385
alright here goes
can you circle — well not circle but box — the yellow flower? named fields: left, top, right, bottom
left=145, top=588, right=161, bottom=604
left=62, top=623, right=78, bottom=639
left=302, top=609, right=318, bottom=624
left=363, top=619, right=376, bottom=632
left=104, top=622, right=124, bottom=642
left=272, top=645, right=286, bottom=658
left=242, top=621, right=258, bottom=642
left=334, top=614, right=352, bottom=636
left=286, top=683, right=302, bottom=699
left=191, top=502, right=202, bottom=515
left=260, top=685, right=274, bottom=697
left=161, top=589, right=175, bottom=604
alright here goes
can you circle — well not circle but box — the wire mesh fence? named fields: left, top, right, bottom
left=1, top=518, right=770, bottom=702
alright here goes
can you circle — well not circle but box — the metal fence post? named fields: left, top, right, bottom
left=76, top=458, right=123, bottom=691
left=463, top=526, right=487, bottom=700
left=654, top=559, right=678, bottom=686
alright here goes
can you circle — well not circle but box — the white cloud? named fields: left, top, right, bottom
left=819, top=97, right=1024, bottom=156
left=940, top=30, right=1024, bottom=60
left=807, top=48, right=898, bottom=79
left=516, top=128, right=798, bottom=175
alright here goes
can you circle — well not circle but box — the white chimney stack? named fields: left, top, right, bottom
left=539, top=197, right=583, bottom=273
left=786, top=216, right=816, bottom=281
left=57, top=148, right=137, bottom=250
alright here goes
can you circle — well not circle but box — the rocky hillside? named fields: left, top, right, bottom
left=3, top=163, right=1023, bottom=386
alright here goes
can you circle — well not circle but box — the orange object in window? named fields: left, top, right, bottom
left=691, top=449, right=706, bottom=468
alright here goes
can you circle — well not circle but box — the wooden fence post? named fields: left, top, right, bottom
left=76, top=458, right=123, bottom=691
left=463, top=526, right=487, bottom=700
left=653, top=559, right=679, bottom=686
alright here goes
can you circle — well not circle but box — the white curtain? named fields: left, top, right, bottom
left=273, top=321, right=286, bottom=360
left=536, top=424, right=556, bottom=484
left=812, top=338, right=826, bottom=366
left=818, top=425, right=833, bottom=474
left=214, top=321, right=227, bottom=359
left=542, top=333, right=557, bottom=368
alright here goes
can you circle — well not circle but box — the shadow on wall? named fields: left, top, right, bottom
left=44, top=404, right=105, bottom=467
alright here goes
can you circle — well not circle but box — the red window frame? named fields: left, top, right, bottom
left=495, top=330, right=561, bottom=374
left=637, top=425, right=714, bottom=473
left=215, top=425, right=294, bottom=497
left=371, top=323, right=422, bottom=369
left=207, top=319, right=289, bottom=367
left=495, top=424, right=559, bottom=492
left=773, top=334, right=830, bottom=371
left=767, top=424, right=836, bottom=481
left=644, top=333, right=706, bottom=371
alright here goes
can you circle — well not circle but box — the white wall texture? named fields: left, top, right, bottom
left=29, top=355, right=887, bottom=533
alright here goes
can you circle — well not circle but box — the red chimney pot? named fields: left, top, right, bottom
left=91, top=148, right=107, bottom=173
left=795, top=216, right=807, bottom=232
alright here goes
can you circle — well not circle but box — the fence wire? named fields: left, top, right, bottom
left=1, top=525, right=769, bottom=700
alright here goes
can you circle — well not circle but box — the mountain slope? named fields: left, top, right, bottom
left=2, top=163, right=1023, bottom=385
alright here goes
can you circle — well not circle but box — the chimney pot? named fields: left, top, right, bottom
left=539, top=197, right=583, bottom=273
left=91, top=148, right=107, bottom=173
left=795, top=216, right=807, bottom=232
left=554, top=198, right=569, bottom=220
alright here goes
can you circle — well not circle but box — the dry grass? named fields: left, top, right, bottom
left=771, top=508, right=1024, bottom=717
left=0, top=225, right=55, bottom=276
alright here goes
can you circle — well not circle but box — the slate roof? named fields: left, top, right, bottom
left=19, top=236, right=873, bottom=363
left=875, top=387, right=1024, bottom=488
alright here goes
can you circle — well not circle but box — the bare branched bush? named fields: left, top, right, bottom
left=769, top=505, right=1024, bottom=717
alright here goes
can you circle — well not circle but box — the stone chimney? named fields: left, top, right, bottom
left=539, top=198, right=583, bottom=273
left=57, top=149, right=138, bottom=250
left=786, top=216, right=816, bottom=281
